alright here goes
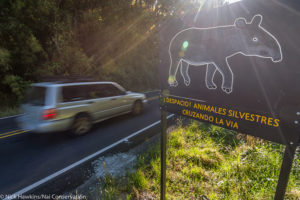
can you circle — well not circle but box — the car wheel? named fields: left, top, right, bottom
left=71, top=114, right=92, bottom=136
left=132, top=101, right=143, bottom=115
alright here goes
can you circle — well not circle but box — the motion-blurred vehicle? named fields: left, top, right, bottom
left=17, top=81, right=147, bottom=135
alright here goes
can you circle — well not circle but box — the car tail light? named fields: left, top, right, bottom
left=42, top=108, right=57, bottom=120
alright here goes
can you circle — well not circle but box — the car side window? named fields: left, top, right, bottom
left=102, top=84, right=125, bottom=97
left=87, top=84, right=108, bottom=99
left=62, top=85, right=90, bottom=102
left=62, top=84, right=125, bottom=101
left=87, top=85, right=100, bottom=99
left=92, top=84, right=125, bottom=98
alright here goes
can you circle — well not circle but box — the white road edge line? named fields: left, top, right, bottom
left=4, top=114, right=175, bottom=200
left=0, top=114, right=23, bottom=120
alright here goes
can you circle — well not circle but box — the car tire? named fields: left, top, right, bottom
left=70, top=113, right=92, bottom=136
left=132, top=100, right=143, bottom=115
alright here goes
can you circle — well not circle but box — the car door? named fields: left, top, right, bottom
left=83, top=84, right=118, bottom=121
left=100, top=83, right=132, bottom=115
left=57, top=85, right=107, bottom=121
left=57, top=85, right=91, bottom=121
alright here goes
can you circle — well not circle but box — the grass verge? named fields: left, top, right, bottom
left=98, top=120, right=300, bottom=200
left=0, top=107, right=19, bottom=118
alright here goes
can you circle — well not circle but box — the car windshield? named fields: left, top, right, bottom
left=24, top=86, right=46, bottom=106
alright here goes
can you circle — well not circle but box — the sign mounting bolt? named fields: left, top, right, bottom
left=297, top=112, right=300, bottom=116
left=294, top=120, right=299, bottom=124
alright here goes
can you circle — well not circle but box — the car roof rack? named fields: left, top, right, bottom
left=39, top=75, right=97, bottom=83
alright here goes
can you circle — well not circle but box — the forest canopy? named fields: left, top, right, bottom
left=0, top=0, right=204, bottom=107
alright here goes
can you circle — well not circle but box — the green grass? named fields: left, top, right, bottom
left=0, top=107, right=19, bottom=118
left=99, top=121, right=300, bottom=200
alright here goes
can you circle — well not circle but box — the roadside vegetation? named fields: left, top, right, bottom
left=97, top=120, right=300, bottom=200
left=0, top=0, right=204, bottom=115
left=0, top=0, right=161, bottom=110
left=0, top=107, right=19, bottom=118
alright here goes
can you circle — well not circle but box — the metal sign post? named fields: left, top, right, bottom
left=274, top=143, right=298, bottom=200
left=160, top=90, right=168, bottom=200
left=160, top=109, right=167, bottom=200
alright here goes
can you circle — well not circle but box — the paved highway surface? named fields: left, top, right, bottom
left=0, top=93, right=171, bottom=197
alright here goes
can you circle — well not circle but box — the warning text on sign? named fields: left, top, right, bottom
left=164, top=96, right=280, bottom=130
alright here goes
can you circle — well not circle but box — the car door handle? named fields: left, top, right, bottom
left=87, top=101, right=94, bottom=104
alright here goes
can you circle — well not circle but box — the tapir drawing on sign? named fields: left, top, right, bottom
left=167, top=14, right=282, bottom=94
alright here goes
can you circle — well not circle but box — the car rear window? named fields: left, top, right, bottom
left=24, top=86, right=46, bottom=106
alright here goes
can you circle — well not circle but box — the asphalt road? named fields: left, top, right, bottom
left=0, top=94, right=168, bottom=196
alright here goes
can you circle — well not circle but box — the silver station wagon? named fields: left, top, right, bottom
left=17, top=81, right=147, bottom=135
